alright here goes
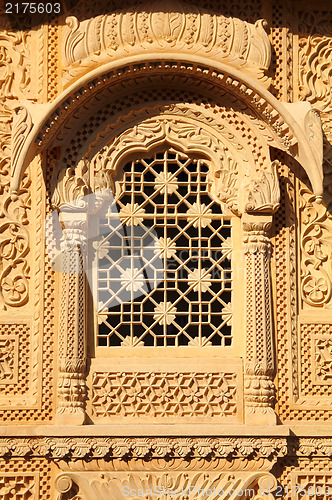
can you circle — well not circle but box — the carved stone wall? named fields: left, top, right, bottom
left=1, top=0, right=332, bottom=497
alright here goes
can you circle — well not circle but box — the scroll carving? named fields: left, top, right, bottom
left=300, top=187, right=332, bottom=308
left=62, top=1, right=271, bottom=87
left=0, top=27, right=31, bottom=310
left=55, top=471, right=277, bottom=500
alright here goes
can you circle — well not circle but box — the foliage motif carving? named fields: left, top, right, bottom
left=62, top=1, right=271, bottom=86
left=55, top=470, right=277, bottom=500
left=91, top=372, right=238, bottom=419
left=314, top=336, right=332, bottom=383
left=54, top=115, right=280, bottom=217
left=0, top=337, right=18, bottom=384
left=298, top=24, right=332, bottom=206
left=0, top=158, right=30, bottom=308
left=300, top=187, right=332, bottom=308
left=0, top=25, right=31, bottom=310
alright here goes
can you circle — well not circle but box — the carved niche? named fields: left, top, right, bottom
left=8, top=3, right=324, bottom=427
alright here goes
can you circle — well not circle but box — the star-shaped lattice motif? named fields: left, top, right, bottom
left=153, top=301, right=177, bottom=326
left=186, top=202, right=212, bottom=228
left=119, top=203, right=145, bottom=226
left=154, top=171, right=179, bottom=194
left=120, top=268, right=145, bottom=292
left=154, top=237, right=177, bottom=259
left=187, top=269, right=212, bottom=293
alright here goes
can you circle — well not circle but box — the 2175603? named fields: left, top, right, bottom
left=5, top=3, right=61, bottom=14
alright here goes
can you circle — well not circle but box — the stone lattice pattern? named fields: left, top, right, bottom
left=0, top=459, right=51, bottom=500
left=91, top=371, right=237, bottom=418
left=276, top=458, right=332, bottom=500
left=96, top=151, right=232, bottom=347
left=0, top=324, right=29, bottom=396
left=0, top=474, right=37, bottom=499
left=301, top=324, right=332, bottom=395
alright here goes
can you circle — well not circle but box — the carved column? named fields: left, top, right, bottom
left=56, top=209, right=87, bottom=425
left=243, top=214, right=276, bottom=425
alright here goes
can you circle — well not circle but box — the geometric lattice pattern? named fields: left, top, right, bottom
left=91, top=371, right=237, bottom=418
left=0, top=458, right=51, bottom=499
left=292, top=472, right=332, bottom=500
left=0, top=324, right=29, bottom=397
left=95, top=150, right=232, bottom=347
left=0, top=474, right=38, bottom=500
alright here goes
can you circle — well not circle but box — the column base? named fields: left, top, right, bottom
left=245, top=405, right=277, bottom=425
left=55, top=408, right=86, bottom=426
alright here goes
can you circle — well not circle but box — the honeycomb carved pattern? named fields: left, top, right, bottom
left=91, top=372, right=238, bottom=419
left=272, top=157, right=332, bottom=420
left=61, top=88, right=271, bottom=176
left=275, top=458, right=332, bottom=499
left=0, top=152, right=55, bottom=422
left=0, top=324, right=29, bottom=398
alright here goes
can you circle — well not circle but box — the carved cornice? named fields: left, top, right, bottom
left=0, top=436, right=288, bottom=459
left=62, top=2, right=271, bottom=87
left=0, top=436, right=332, bottom=459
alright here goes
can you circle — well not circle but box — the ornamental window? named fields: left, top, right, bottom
left=92, top=149, right=234, bottom=349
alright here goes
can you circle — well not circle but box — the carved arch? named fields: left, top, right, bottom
left=52, top=112, right=279, bottom=215
left=10, top=56, right=323, bottom=201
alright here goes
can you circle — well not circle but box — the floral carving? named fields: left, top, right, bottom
left=187, top=269, right=212, bottom=293
left=55, top=470, right=278, bottom=500
left=186, top=202, right=213, bottom=228
left=0, top=337, right=17, bottom=384
left=300, top=187, right=332, bottom=307
left=119, top=203, right=145, bottom=226
left=0, top=27, right=31, bottom=310
left=153, top=302, right=177, bottom=326
left=314, top=337, right=332, bottom=381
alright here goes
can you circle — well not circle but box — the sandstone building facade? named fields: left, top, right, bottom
left=0, top=0, right=332, bottom=497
